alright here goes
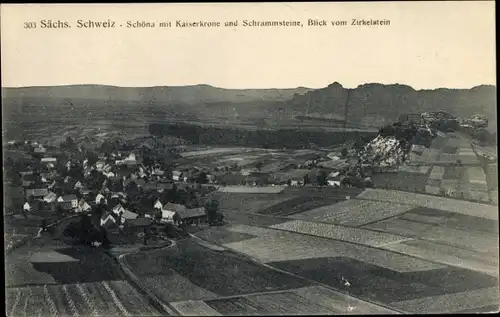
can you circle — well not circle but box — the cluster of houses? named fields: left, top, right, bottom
left=12, top=141, right=220, bottom=233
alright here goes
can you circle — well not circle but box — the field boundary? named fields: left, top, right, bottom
left=114, top=242, right=181, bottom=316
left=190, top=232, right=406, bottom=314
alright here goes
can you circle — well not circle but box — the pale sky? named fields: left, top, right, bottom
left=1, top=2, right=496, bottom=89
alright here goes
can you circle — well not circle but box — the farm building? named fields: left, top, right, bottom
left=57, top=195, right=79, bottom=210
left=43, top=191, right=58, bottom=203
left=178, top=207, right=207, bottom=226
left=120, top=209, right=138, bottom=223
left=123, top=217, right=153, bottom=232
left=161, top=203, right=207, bottom=226
left=25, top=187, right=49, bottom=199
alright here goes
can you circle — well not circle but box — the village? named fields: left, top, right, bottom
left=4, top=109, right=497, bottom=249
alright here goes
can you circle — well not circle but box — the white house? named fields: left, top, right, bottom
left=112, top=203, right=126, bottom=216
left=154, top=199, right=164, bottom=210
left=23, top=202, right=31, bottom=212
left=172, top=171, right=183, bottom=181
left=95, top=193, right=107, bottom=205
left=76, top=199, right=92, bottom=213
left=74, top=181, right=83, bottom=189
left=161, top=209, right=179, bottom=223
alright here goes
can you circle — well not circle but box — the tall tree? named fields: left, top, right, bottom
left=303, top=174, right=310, bottom=185
left=317, top=170, right=328, bottom=186
left=205, top=199, right=219, bottom=224
left=197, top=172, right=208, bottom=184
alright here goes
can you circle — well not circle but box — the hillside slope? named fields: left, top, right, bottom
left=2, top=84, right=312, bottom=105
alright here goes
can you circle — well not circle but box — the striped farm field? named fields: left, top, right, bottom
left=357, top=189, right=498, bottom=220
left=196, top=286, right=399, bottom=315
left=269, top=256, right=498, bottom=311
left=291, top=199, right=412, bottom=227
left=222, top=225, right=443, bottom=273
left=429, top=166, right=445, bottom=180
left=269, top=220, right=409, bottom=247
left=123, top=239, right=310, bottom=299
left=5, top=281, right=162, bottom=317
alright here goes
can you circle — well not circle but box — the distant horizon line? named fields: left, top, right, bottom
left=1, top=82, right=496, bottom=91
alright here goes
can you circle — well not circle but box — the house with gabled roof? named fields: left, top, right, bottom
left=111, top=202, right=126, bottom=216
left=95, top=193, right=107, bottom=205
left=100, top=212, right=118, bottom=229
left=76, top=198, right=92, bottom=213
left=154, top=196, right=170, bottom=210
left=74, top=181, right=84, bottom=190
left=23, top=202, right=31, bottom=212
left=57, top=195, right=78, bottom=210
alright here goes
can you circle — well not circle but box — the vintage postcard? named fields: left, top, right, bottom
left=2, top=2, right=498, bottom=316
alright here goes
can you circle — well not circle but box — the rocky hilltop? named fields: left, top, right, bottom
left=286, top=82, right=496, bottom=129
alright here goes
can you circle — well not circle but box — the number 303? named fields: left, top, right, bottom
left=24, top=22, right=37, bottom=29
